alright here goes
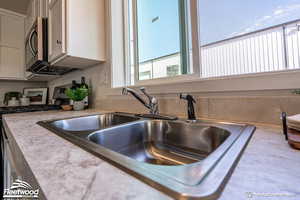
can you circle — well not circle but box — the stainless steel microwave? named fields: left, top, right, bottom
left=25, top=17, right=75, bottom=77
left=25, top=17, right=49, bottom=73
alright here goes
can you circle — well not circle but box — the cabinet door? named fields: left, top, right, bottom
left=25, top=0, right=49, bottom=35
left=36, top=0, right=48, bottom=17
left=48, top=0, right=66, bottom=63
left=0, top=47, right=24, bottom=79
left=3, top=138, right=22, bottom=189
left=25, top=0, right=36, bottom=36
left=0, top=13, right=25, bottom=80
left=0, top=15, right=24, bottom=48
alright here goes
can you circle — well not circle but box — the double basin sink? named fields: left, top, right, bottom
left=38, top=112, right=255, bottom=199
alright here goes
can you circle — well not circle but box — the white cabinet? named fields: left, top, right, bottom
left=0, top=47, right=23, bottom=78
left=25, top=0, right=36, bottom=36
left=3, top=137, right=22, bottom=189
left=0, top=15, right=24, bottom=48
left=48, top=0, right=65, bottom=62
left=2, top=126, right=23, bottom=191
left=48, top=0, right=106, bottom=68
left=0, top=11, right=25, bottom=80
left=25, top=0, right=48, bottom=36
left=37, top=0, right=48, bottom=18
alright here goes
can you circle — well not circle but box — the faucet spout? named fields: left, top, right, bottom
left=122, top=87, right=160, bottom=115
left=122, top=88, right=151, bottom=109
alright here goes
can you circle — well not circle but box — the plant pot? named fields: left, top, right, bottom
left=73, top=101, right=85, bottom=111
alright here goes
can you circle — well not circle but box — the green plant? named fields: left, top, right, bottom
left=292, top=89, right=300, bottom=95
left=65, top=87, right=88, bottom=101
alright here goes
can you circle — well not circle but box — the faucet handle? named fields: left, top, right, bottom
left=140, top=87, right=147, bottom=94
left=180, top=93, right=196, bottom=103
left=140, top=87, right=153, bottom=100
left=122, top=88, right=128, bottom=95
left=180, top=93, right=196, bottom=120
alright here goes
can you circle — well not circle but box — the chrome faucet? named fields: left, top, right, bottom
left=122, top=87, right=159, bottom=115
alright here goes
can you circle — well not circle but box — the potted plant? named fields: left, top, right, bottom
left=65, top=86, right=89, bottom=111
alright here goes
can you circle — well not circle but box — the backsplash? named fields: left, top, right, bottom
left=95, top=93, right=300, bottom=125
left=46, top=61, right=300, bottom=126
left=0, top=81, right=47, bottom=107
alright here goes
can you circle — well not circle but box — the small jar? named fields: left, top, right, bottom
left=20, top=95, right=30, bottom=106
left=8, top=97, right=20, bottom=107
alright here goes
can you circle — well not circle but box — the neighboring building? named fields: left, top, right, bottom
left=130, top=52, right=181, bottom=83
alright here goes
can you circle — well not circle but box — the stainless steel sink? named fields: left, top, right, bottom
left=38, top=112, right=255, bottom=199
left=48, top=113, right=140, bottom=138
left=88, top=120, right=230, bottom=166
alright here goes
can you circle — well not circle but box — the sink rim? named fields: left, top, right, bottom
left=86, top=119, right=233, bottom=166
left=84, top=119, right=241, bottom=186
left=43, top=112, right=143, bottom=132
left=37, top=112, right=256, bottom=200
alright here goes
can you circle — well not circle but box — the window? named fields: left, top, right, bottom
left=199, top=0, right=300, bottom=78
left=111, top=0, right=300, bottom=89
left=139, top=71, right=151, bottom=80
left=124, top=0, right=192, bottom=85
left=167, top=64, right=180, bottom=77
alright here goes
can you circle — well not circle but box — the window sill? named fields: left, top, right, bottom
left=106, top=69, right=300, bottom=96
left=134, top=74, right=200, bottom=87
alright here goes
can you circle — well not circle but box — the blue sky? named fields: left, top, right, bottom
left=200, top=0, right=300, bottom=45
left=137, top=0, right=300, bottom=61
left=137, top=0, right=180, bottom=62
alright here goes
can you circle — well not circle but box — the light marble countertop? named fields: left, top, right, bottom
left=3, top=110, right=300, bottom=200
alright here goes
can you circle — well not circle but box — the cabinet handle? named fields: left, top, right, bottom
left=56, top=40, right=62, bottom=45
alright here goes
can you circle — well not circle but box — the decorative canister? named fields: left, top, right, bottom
left=20, top=96, right=30, bottom=106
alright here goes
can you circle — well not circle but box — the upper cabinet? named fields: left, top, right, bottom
left=0, top=10, right=25, bottom=80
left=48, top=0, right=106, bottom=68
left=48, top=0, right=65, bottom=62
left=0, top=14, right=24, bottom=48
left=25, top=0, right=48, bottom=36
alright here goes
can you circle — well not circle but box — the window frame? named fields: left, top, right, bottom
left=123, top=0, right=201, bottom=86
left=109, top=0, right=300, bottom=93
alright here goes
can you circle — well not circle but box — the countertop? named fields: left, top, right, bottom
left=2, top=110, right=300, bottom=200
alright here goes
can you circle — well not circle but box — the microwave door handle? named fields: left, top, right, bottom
left=29, top=30, right=37, bottom=57
left=28, top=29, right=35, bottom=57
